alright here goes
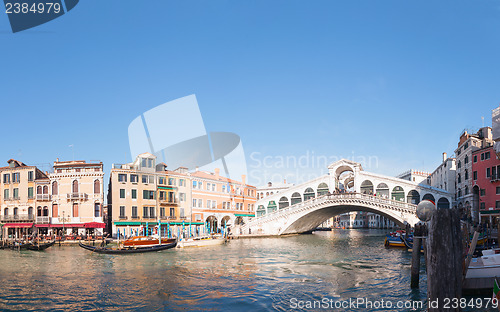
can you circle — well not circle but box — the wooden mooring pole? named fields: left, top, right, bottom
left=411, top=224, right=423, bottom=288
left=426, top=208, right=462, bottom=312
left=411, top=236, right=422, bottom=288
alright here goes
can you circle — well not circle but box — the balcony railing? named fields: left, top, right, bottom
left=36, top=194, right=51, bottom=201
left=4, top=197, right=20, bottom=201
left=36, top=216, right=50, bottom=224
left=159, top=198, right=178, bottom=204
left=1, top=214, right=35, bottom=221
left=66, top=193, right=88, bottom=200
left=491, top=174, right=498, bottom=182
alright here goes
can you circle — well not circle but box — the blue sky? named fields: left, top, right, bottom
left=0, top=0, right=499, bottom=186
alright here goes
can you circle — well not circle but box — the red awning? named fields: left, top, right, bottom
left=35, top=224, right=49, bottom=228
left=3, top=223, right=34, bottom=228
left=84, top=222, right=106, bottom=228
left=48, top=224, right=83, bottom=228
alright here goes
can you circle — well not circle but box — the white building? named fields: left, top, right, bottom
left=256, top=181, right=294, bottom=200
left=396, top=170, right=431, bottom=185
left=429, top=152, right=456, bottom=199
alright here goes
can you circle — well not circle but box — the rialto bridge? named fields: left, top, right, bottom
left=240, top=159, right=452, bottom=235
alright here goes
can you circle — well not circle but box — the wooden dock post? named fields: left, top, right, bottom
left=411, top=236, right=422, bottom=288
left=426, top=208, right=462, bottom=312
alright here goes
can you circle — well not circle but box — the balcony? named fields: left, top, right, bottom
left=1, top=214, right=35, bottom=222
left=36, top=194, right=51, bottom=201
left=159, top=198, right=178, bottom=205
left=36, top=216, right=50, bottom=224
left=66, top=193, right=88, bottom=200
left=491, top=174, right=498, bottom=182
left=4, top=197, right=20, bottom=201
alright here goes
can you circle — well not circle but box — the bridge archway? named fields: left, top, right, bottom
left=280, top=205, right=407, bottom=235
left=376, top=183, right=389, bottom=198
left=291, top=192, right=302, bottom=205
left=360, top=180, right=374, bottom=195
left=279, top=196, right=289, bottom=209
left=422, top=193, right=435, bottom=203
left=391, top=186, right=405, bottom=202
left=257, top=205, right=266, bottom=217
left=267, top=201, right=277, bottom=213
left=304, top=188, right=315, bottom=201
left=407, top=190, right=420, bottom=205
left=317, top=183, right=329, bottom=196
left=437, top=197, right=450, bottom=209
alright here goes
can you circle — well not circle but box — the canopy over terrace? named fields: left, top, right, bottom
left=2, top=223, right=34, bottom=240
left=34, top=222, right=106, bottom=235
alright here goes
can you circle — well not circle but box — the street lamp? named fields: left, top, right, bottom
left=58, top=211, right=66, bottom=238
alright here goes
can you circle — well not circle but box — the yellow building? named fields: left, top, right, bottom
left=0, top=159, right=47, bottom=239
left=109, top=153, right=199, bottom=237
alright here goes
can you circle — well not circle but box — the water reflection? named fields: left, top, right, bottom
left=0, top=230, right=490, bottom=311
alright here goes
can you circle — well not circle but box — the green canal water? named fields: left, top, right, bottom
left=0, top=229, right=495, bottom=311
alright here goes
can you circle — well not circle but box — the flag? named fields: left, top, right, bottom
left=493, top=278, right=500, bottom=303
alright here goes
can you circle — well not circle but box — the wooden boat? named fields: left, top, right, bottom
left=123, top=236, right=176, bottom=247
left=27, top=240, right=56, bottom=251
left=177, top=236, right=226, bottom=248
left=8, top=242, right=32, bottom=250
left=466, top=252, right=500, bottom=279
left=384, top=235, right=406, bottom=248
left=78, top=240, right=177, bottom=254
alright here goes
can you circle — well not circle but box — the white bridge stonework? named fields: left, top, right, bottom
left=241, top=159, right=452, bottom=235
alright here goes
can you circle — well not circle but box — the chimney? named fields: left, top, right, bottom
left=241, top=174, right=246, bottom=185
left=195, top=166, right=199, bottom=172
left=215, top=168, right=220, bottom=179
left=56, top=158, right=59, bottom=162
left=442, top=152, right=447, bottom=163
left=284, top=178, right=287, bottom=184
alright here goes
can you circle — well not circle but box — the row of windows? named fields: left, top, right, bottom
left=191, top=198, right=253, bottom=210
left=3, top=172, right=29, bottom=183
left=118, top=205, right=185, bottom=219
left=479, top=202, right=500, bottom=209
left=118, top=173, right=186, bottom=186
left=191, top=180, right=255, bottom=197
left=118, top=189, right=185, bottom=202
left=3, top=203, right=101, bottom=218
left=470, top=165, right=500, bottom=181
left=55, top=167, right=101, bottom=173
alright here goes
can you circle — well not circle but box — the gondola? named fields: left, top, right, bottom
left=78, top=240, right=177, bottom=254
left=8, top=242, right=32, bottom=250
left=27, top=240, right=56, bottom=251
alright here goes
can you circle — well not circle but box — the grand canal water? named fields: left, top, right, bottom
left=0, top=229, right=495, bottom=311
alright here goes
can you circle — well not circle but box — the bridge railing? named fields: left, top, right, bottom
left=248, top=192, right=417, bottom=226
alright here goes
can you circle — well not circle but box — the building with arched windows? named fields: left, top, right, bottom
left=35, top=159, right=105, bottom=236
